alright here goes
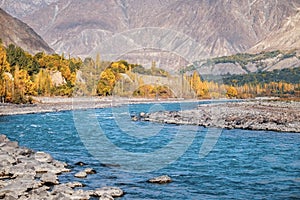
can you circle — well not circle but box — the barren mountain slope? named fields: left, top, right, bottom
left=0, top=8, right=54, bottom=54
left=250, top=9, right=300, bottom=53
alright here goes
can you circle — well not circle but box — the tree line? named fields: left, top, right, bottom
left=0, top=41, right=299, bottom=103
left=0, top=42, right=81, bottom=103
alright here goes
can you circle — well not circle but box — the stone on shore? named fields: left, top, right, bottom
left=41, top=172, right=59, bottom=185
left=84, top=168, right=96, bottom=174
left=147, top=175, right=172, bottom=184
left=34, top=151, right=53, bottom=163
left=66, top=181, right=84, bottom=188
left=100, top=193, right=115, bottom=200
left=93, top=187, right=124, bottom=197
left=75, top=171, right=87, bottom=178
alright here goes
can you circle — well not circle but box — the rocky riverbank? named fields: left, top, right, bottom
left=0, top=96, right=192, bottom=116
left=137, top=101, right=300, bottom=133
left=0, top=134, right=124, bottom=200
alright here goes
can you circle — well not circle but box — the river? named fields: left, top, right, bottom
left=0, top=101, right=299, bottom=199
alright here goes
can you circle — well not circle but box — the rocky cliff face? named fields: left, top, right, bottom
left=249, top=9, right=300, bottom=54
left=0, top=8, right=54, bottom=54
left=1, top=0, right=299, bottom=67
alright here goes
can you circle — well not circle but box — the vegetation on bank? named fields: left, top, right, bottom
left=0, top=42, right=82, bottom=103
left=223, top=67, right=300, bottom=85
left=0, top=40, right=299, bottom=103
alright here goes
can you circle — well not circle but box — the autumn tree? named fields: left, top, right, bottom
left=97, top=68, right=116, bottom=96
left=34, top=69, right=53, bottom=96
left=190, top=71, right=209, bottom=98
left=226, top=86, right=238, bottom=98
left=0, top=43, right=11, bottom=102
left=13, top=65, right=36, bottom=103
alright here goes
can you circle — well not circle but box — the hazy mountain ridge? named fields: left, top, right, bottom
left=2, top=0, right=299, bottom=60
left=250, top=8, right=300, bottom=53
left=0, top=8, right=54, bottom=54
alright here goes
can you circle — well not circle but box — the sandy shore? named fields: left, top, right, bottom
left=137, top=100, right=300, bottom=133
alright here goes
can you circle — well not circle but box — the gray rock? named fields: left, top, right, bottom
left=3, top=192, right=18, bottom=200
left=148, top=175, right=172, bottom=184
left=9, top=162, right=36, bottom=178
left=41, top=172, right=59, bottom=185
left=70, top=189, right=91, bottom=200
left=74, top=171, right=87, bottom=178
left=51, top=184, right=74, bottom=195
left=35, top=162, right=66, bottom=174
left=0, top=153, right=16, bottom=165
left=27, top=186, right=50, bottom=200
left=52, top=160, right=68, bottom=168
left=34, top=151, right=53, bottom=163
left=0, top=179, right=36, bottom=198
left=4, top=141, right=19, bottom=148
left=84, top=168, right=96, bottom=174
left=0, top=135, right=9, bottom=143
left=100, top=193, right=114, bottom=200
left=66, top=181, right=84, bottom=188
left=93, top=187, right=124, bottom=197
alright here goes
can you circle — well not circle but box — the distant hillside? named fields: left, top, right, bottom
left=223, top=67, right=300, bottom=86
left=249, top=9, right=300, bottom=54
left=0, top=8, right=54, bottom=54
left=185, top=50, right=300, bottom=76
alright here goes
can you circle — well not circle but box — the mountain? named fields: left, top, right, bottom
left=249, top=9, right=300, bottom=53
left=0, top=8, right=54, bottom=54
left=1, top=0, right=299, bottom=65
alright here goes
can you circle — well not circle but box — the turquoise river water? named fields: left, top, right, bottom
left=0, top=101, right=299, bottom=199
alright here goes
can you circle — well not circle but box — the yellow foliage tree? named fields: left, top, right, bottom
left=190, top=71, right=209, bottom=98
left=97, top=68, right=116, bottom=96
left=0, top=44, right=10, bottom=102
left=34, top=69, right=53, bottom=96
left=226, top=86, right=238, bottom=98
left=13, top=66, right=36, bottom=103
